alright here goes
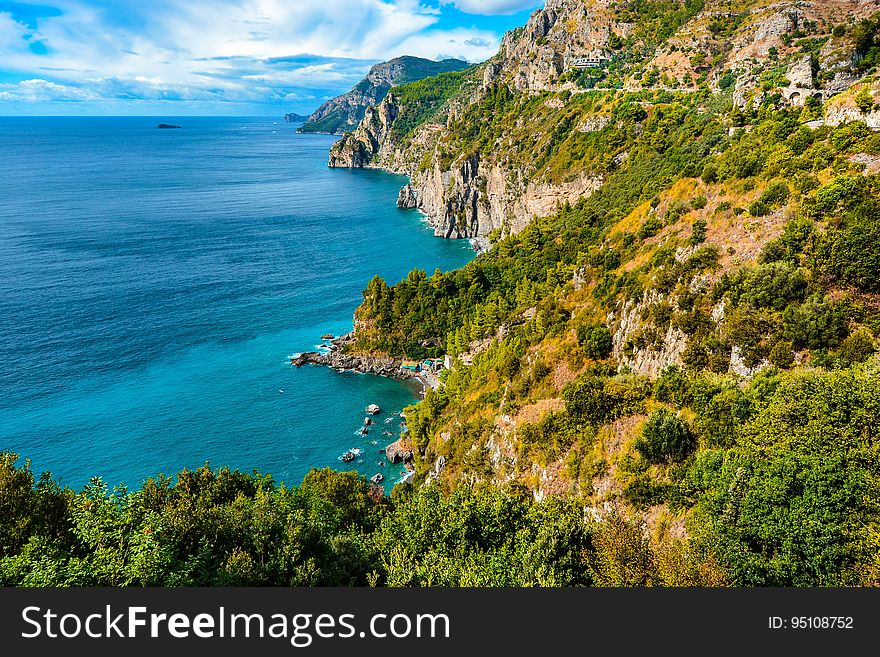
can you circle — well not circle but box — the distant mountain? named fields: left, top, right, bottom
left=283, top=113, right=309, bottom=123
left=298, top=56, right=471, bottom=135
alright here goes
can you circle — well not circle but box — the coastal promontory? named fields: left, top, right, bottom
left=298, top=56, right=470, bottom=135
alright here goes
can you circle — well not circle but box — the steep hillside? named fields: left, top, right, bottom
left=4, top=0, right=879, bottom=590
left=298, top=56, right=471, bottom=135
left=330, top=0, right=878, bottom=238
left=324, top=1, right=880, bottom=585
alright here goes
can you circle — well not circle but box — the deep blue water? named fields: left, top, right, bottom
left=0, top=117, right=473, bottom=490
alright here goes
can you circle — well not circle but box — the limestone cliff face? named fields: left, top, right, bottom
left=328, top=101, right=399, bottom=168
left=609, top=294, right=690, bottom=378
left=397, top=159, right=603, bottom=238
left=327, top=0, right=878, bottom=239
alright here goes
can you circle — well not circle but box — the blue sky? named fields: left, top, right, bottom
left=0, top=0, right=542, bottom=115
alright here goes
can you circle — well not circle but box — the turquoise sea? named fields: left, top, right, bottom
left=0, top=117, right=473, bottom=489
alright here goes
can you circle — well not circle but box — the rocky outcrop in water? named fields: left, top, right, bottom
left=385, top=439, right=414, bottom=464
left=396, top=184, right=418, bottom=209
left=291, top=333, right=420, bottom=381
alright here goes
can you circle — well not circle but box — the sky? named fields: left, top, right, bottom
left=0, top=0, right=542, bottom=116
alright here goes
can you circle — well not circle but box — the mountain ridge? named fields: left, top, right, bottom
left=298, top=56, right=471, bottom=135
left=330, top=0, right=879, bottom=237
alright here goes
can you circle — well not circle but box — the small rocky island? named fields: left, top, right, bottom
left=156, top=124, right=182, bottom=129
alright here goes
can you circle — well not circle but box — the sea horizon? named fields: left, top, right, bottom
left=0, top=115, right=474, bottom=490
left=0, top=113, right=301, bottom=119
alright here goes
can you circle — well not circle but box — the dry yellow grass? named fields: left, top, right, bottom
left=514, top=397, right=565, bottom=426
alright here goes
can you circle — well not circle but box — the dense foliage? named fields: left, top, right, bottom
left=689, top=367, right=880, bottom=585
left=635, top=409, right=696, bottom=464
left=388, top=70, right=475, bottom=139
left=342, top=66, right=880, bottom=587
left=0, top=456, right=727, bottom=587
left=5, top=361, right=878, bottom=586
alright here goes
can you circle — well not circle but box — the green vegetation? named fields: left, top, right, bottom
left=689, top=367, right=880, bottom=585
left=298, top=57, right=471, bottom=135
left=390, top=57, right=471, bottom=86
left=851, top=14, right=880, bottom=73
left=636, top=409, right=695, bottom=464
left=7, top=359, right=879, bottom=586
left=0, top=456, right=726, bottom=587
left=356, top=90, right=879, bottom=371
left=389, top=70, right=474, bottom=139
left=577, top=323, right=614, bottom=360
left=337, top=55, right=880, bottom=587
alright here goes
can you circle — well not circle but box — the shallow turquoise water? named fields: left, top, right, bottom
left=0, top=116, right=473, bottom=489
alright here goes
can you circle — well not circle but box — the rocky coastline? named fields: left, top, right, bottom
left=291, top=332, right=426, bottom=388
left=385, top=438, right=415, bottom=465
left=292, top=333, right=423, bottom=483
left=327, top=83, right=606, bottom=240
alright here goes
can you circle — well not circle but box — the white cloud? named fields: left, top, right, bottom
left=395, top=28, right=501, bottom=62
left=0, top=78, right=98, bottom=101
left=442, top=0, right=542, bottom=15
left=0, top=11, right=31, bottom=55
left=0, top=0, right=514, bottom=111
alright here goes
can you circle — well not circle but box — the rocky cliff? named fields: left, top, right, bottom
left=328, top=84, right=606, bottom=238
left=328, top=0, right=877, bottom=239
left=299, top=56, right=469, bottom=135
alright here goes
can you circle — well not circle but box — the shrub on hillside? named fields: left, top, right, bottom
left=563, top=376, right=648, bottom=426
left=635, top=409, right=696, bottom=464
left=828, top=202, right=880, bottom=291
left=637, top=216, right=663, bottom=239
left=748, top=200, right=770, bottom=216
left=722, top=261, right=809, bottom=311
left=577, top=323, right=614, bottom=360
left=768, top=340, right=795, bottom=369
left=654, top=365, right=692, bottom=407
left=782, top=298, right=850, bottom=350
left=838, top=329, right=876, bottom=365
left=689, top=218, right=708, bottom=245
